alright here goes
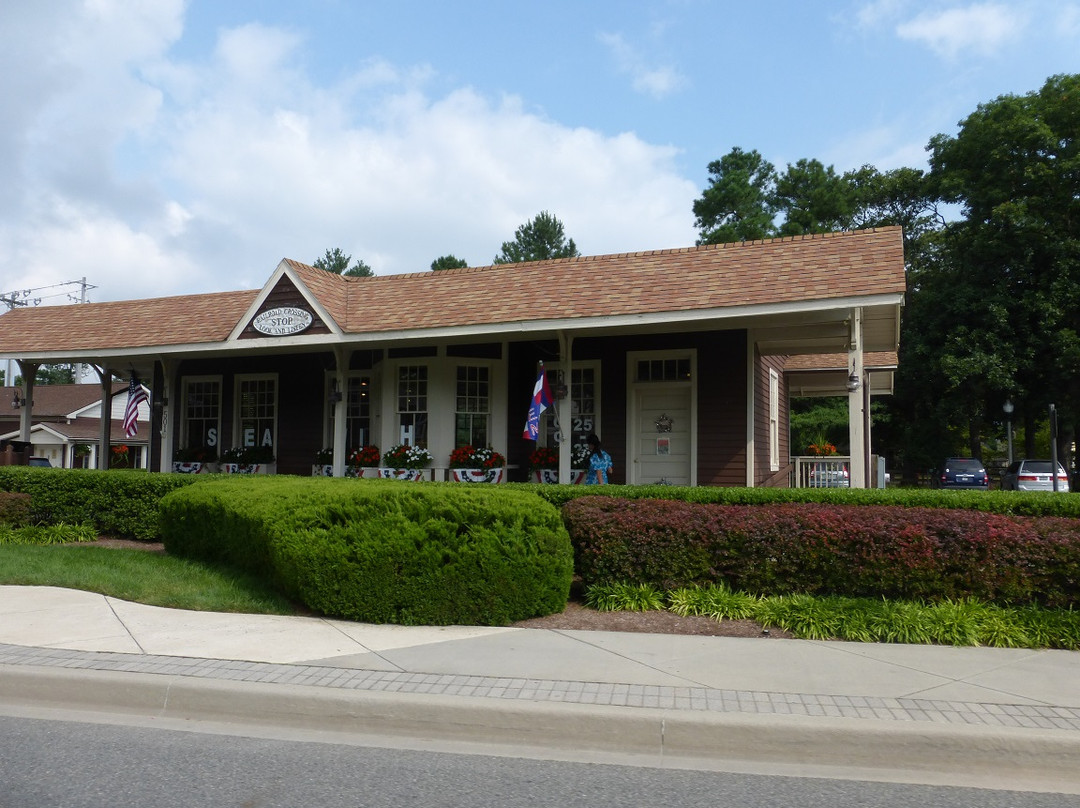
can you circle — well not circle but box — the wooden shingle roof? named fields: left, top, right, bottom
left=0, top=227, right=904, bottom=356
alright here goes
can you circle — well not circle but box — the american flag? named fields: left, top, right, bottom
left=123, top=377, right=149, bottom=438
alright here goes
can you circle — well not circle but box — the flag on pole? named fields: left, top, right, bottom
left=522, top=364, right=553, bottom=440
left=123, top=376, right=148, bottom=438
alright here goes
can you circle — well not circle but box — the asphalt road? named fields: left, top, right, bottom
left=0, top=713, right=1074, bottom=808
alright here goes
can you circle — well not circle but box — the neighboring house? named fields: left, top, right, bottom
left=0, top=227, right=905, bottom=486
left=0, top=383, right=150, bottom=468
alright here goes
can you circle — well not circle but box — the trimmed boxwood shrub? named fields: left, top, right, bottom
left=159, top=477, right=573, bottom=625
left=564, top=496, right=1080, bottom=608
left=0, top=492, right=31, bottom=526
left=0, top=467, right=196, bottom=539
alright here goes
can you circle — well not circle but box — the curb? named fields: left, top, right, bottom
left=3, top=665, right=1080, bottom=793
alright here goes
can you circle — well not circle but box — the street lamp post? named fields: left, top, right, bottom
left=1003, top=399, right=1014, bottom=466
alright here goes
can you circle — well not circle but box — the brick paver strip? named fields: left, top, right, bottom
left=2, top=642, right=1079, bottom=731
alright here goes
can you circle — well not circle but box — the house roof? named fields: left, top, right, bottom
left=0, top=382, right=128, bottom=419
left=0, top=227, right=905, bottom=366
left=0, top=418, right=148, bottom=445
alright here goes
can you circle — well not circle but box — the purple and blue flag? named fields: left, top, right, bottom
left=522, top=365, right=553, bottom=440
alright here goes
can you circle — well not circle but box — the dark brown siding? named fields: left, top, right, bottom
left=755, top=353, right=790, bottom=487
left=175, top=352, right=331, bottom=475
left=695, top=331, right=747, bottom=486
left=239, top=277, right=333, bottom=339
left=503, top=331, right=747, bottom=487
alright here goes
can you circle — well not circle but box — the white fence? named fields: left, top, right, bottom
left=789, top=455, right=889, bottom=489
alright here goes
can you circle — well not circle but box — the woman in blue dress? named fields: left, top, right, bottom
left=584, top=433, right=613, bottom=484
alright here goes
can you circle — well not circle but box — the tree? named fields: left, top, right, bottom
left=926, top=73, right=1080, bottom=463
left=431, top=255, right=469, bottom=271
left=774, top=158, right=858, bottom=236
left=493, top=211, right=580, bottom=264
left=693, top=148, right=778, bottom=244
left=313, top=248, right=375, bottom=277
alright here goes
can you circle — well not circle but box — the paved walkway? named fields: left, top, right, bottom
left=3, top=585, right=1080, bottom=792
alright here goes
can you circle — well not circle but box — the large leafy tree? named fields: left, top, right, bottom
left=313, top=247, right=375, bottom=277
left=927, top=73, right=1080, bottom=460
left=493, top=211, right=580, bottom=264
left=430, top=255, right=469, bottom=271
left=774, top=158, right=858, bottom=236
left=693, top=147, right=778, bottom=244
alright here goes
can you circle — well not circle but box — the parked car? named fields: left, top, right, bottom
left=934, top=458, right=989, bottom=490
left=28, top=457, right=52, bottom=467
left=1001, top=459, right=1070, bottom=492
left=808, top=460, right=849, bottom=488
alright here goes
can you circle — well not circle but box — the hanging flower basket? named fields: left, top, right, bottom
left=220, top=446, right=275, bottom=474
left=173, top=447, right=218, bottom=473
left=531, top=469, right=586, bottom=484
left=448, top=446, right=505, bottom=482
left=451, top=467, right=506, bottom=484
left=377, top=467, right=424, bottom=481
left=174, top=461, right=218, bottom=474
left=381, top=444, right=432, bottom=471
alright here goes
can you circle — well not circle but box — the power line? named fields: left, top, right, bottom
left=0, top=279, right=97, bottom=310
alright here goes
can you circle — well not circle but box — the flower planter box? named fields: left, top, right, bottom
left=377, top=468, right=424, bottom=481
left=531, top=469, right=586, bottom=484
left=172, top=461, right=218, bottom=474
left=221, top=462, right=276, bottom=475
left=450, top=467, right=506, bottom=483
left=312, top=465, right=370, bottom=477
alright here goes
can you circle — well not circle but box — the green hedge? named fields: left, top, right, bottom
left=0, top=467, right=196, bottom=539
left=563, top=496, right=1080, bottom=607
left=528, top=482, right=1080, bottom=517
left=159, top=477, right=574, bottom=625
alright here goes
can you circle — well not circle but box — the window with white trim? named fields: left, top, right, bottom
left=236, top=375, right=277, bottom=451
left=455, top=364, right=490, bottom=447
left=769, top=368, right=780, bottom=472
left=396, top=364, right=428, bottom=447
left=181, top=377, right=221, bottom=452
left=327, top=374, right=372, bottom=449
left=542, top=363, right=599, bottom=458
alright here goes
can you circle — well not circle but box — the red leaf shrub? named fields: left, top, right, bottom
left=562, top=497, right=1080, bottom=607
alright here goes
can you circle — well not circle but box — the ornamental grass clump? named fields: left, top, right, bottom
left=585, top=582, right=665, bottom=612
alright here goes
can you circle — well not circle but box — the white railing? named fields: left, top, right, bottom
left=790, top=456, right=851, bottom=488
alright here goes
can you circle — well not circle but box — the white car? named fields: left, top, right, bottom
left=1001, top=459, right=1070, bottom=492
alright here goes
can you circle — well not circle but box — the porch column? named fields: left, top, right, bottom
left=331, top=347, right=349, bottom=477
left=16, top=360, right=38, bottom=444
left=847, top=308, right=867, bottom=489
left=93, top=366, right=113, bottom=470
left=157, top=359, right=176, bottom=472
left=557, top=331, right=574, bottom=485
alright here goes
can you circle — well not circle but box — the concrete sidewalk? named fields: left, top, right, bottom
left=3, top=585, right=1080, bottom=793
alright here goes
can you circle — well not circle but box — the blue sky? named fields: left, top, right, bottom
left=1, top=1, right=1078, bottom=304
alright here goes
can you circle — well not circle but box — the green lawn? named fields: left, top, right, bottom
left=0, top=544, right=298, bottom=615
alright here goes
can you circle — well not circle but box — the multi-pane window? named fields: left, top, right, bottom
left=396, top=365, right=428, bottom=447
left=769, top=368, right=780, bottom=472
left=636, top=357, right=691, bottom=382
left=327, top=375, right=372, bottom=450
left=455, top=365, right=490, bottom=447
left=543, top=365, right=598, bottom=458
left=182, top=379, right=221, bottom=451
left=237, top=376, right=276, bottom=450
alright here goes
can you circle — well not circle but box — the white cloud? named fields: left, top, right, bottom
left=895, top=3, right=1024, bottom=58
left=0, top=9, right=699, bottom=304
left=598, top=32, right=686, bottom=99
